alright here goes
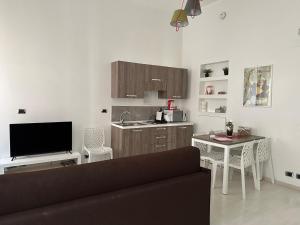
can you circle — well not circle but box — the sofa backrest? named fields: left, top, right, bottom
left=0, top=146, right=201, bottom=216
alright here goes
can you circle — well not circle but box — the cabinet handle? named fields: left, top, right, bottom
left=173, top=96, right=182, bottom=99
left=156, top=136, right=166, bottom=139
left=156, top=128, right=167, bottom=130
left=156, top=144, right=166, bottom=148
left=132, top=130, right=143, bottom=132
left=152, top=78, right=161, bottom=82
left=126, top=94, right=137, bottom=98
left=179, top=127, right=187, bottom=129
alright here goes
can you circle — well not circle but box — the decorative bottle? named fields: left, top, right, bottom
left=226, top=120, right=234, bottom=137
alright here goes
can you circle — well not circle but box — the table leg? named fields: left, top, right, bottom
left=0, top=167, right=5, bottom=175
left=222, top=146, right=230, bottom=195
left=252, top=162, right=258, bottom=190
left=77, top=155, right=82, bottom=165
left=192, top=138, right=195, bottom=147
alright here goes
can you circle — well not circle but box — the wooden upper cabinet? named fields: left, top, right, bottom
left=144, top=65, right=168, bottom=91
left=159, top=68, right=188, bottom=99
left=112, top=61, right=188, bottom=99
left=111, top=61, right=145, bottom=98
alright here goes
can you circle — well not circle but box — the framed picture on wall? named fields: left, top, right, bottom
left=243, top=65, right=273, bottom=107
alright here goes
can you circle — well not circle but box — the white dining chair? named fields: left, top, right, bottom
left=212, top=141, right=257, bottom=199
left=195, top=142, right=224, bottom=188
left=255, top=138, right=275, bottom=190
left=82, top=128, right=113, bottom=163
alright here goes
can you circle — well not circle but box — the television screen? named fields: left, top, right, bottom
left=10, top=122, right=72, bottom=157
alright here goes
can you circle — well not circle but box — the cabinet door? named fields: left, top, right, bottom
left=175, top=126, right=193, bottom=148
left=111, top=61, right=145, bottom=98
left=159, top=68, right=188, bottom=99
left=122, top=129, right=132, bottom=158
left=122, top=128, right=151, bottom=157
left=131, top=128, right=151, bottom=156
left=144, top=65, right=168, bottom=91
left=167, top=127, right=177, bottom=150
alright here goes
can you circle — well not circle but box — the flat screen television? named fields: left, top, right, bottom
left=10, top=122, right=72, bottom=158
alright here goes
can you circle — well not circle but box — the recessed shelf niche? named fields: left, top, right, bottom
left=199, top=60, right=229, bottom=117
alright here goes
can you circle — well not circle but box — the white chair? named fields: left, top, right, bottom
left=196, top=142, right=224, bottom=188
left=82, top=128, right=113, bottom=163
left=212, top=141, right=257, bottom=199
left=255, top=138, right=275, bottom=190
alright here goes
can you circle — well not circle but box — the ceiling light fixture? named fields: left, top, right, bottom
left=170, top=0, right=189, bottom=32
left=185, top=0, right=202, bottom=18
left=170, top=0, right=203, bottom=31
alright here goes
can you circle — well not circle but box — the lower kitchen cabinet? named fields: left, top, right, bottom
left=170, top=125, right=193, bottom=149
left=112, top=125, right=193, bottom=158
left=121, top=128, right=151, bottom=157
left=150, top=127, right=169, bottom=153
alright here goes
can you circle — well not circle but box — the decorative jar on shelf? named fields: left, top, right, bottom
left=205, top=86, right=214, bottom=95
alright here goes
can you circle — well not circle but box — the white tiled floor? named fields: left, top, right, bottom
left=211, top=173, right=300, bottom=225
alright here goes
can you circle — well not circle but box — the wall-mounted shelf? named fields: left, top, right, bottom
left=199, top=76, right=229, bottom=82
left=199, top=95, right=227, bottom=99
left=198, top=112, right=227, bottom=118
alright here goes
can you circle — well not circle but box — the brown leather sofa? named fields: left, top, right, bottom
left=0, top=146, right=211, bottom=225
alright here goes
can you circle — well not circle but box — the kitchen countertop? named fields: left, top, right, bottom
left=111, top=121, right=194, bottom=129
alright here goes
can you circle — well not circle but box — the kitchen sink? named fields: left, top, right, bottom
left=114, top=122, right=146, bottom=127
left=114, top=121, right=168, bottom=127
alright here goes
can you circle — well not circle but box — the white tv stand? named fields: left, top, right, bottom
left=0, top=152, right=81, bottom=175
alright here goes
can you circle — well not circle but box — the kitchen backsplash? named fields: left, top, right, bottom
left=111, top=106, right=163, bottom=122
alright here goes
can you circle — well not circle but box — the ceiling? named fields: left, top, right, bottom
left=128, top=0, right=220, bottom=12
left=202, top=0, right=220, bottom=6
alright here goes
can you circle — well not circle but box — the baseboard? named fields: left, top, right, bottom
left=264, top=177, right=300, bottom=192
left=202, top=162, right=300, bottom=192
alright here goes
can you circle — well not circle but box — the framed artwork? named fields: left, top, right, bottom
left=243, top=65, right=273, bottom=107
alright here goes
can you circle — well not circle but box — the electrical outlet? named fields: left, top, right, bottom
left=18, top=109, right=26, bottom=114
left=285, top=171, right=294, bottom=178
left=296, top=174, right=300, bottom=180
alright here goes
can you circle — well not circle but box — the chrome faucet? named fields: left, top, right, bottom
left=120, top=111, right=131, bottom=124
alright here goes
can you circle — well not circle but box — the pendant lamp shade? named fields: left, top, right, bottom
left=170, top=9, right=189, bottom=28
left=185, top=0, right=202, bottom=17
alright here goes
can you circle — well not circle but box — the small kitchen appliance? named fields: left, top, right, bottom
left=155, top=108, right=166, bottom=123
left=163, top=110, right=184, bottom=122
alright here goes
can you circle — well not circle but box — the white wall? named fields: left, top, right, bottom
left=0, top=0, right=182, bottom=157
left=3, top=0, right=299, bottom=187
left=182, top=0, right=300, bottom=186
